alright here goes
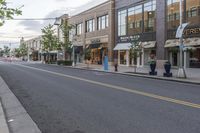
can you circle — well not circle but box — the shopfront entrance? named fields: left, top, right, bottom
left=89, top=43, right=107, bottom=65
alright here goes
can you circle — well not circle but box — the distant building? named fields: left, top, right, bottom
left=23, top=36, right=42, bottom=61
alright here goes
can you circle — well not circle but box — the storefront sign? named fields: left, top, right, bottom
left=91, top=39, right=101, bottom=44
left=183, top=27, right=200, bottom=36
left=118, top=35, right=141, bottom=43
left=168, top=25, right=200, bottom=39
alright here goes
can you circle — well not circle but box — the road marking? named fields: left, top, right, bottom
left=14, top=64, right=200, bottom=109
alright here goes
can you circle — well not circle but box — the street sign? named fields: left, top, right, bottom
left=176, top=23, right=189, bottom=38
left=179, top=44, right=184, bottom=49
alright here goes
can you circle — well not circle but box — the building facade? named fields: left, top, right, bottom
left=24, top=36, right=43, bottom=61
left=115, top=0, right=200, bottom=68
left=69, top=0, right=115, bottom=65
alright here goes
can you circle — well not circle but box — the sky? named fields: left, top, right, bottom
left=0, top=0, right=107, bottom=48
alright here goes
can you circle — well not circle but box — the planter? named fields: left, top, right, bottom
left=149, top=63, right=157, bottom=75
left=163, top=63, right=172, bottom=77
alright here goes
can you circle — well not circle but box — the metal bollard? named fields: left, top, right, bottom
left=114, top=64, right=118, bottom=72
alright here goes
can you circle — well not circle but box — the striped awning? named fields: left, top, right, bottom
left=165, top=38, right=200, bottom=48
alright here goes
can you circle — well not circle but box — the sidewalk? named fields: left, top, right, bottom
left=0, top=76, right=41, bottom=133
left=73, top=63, right=200, bottom=84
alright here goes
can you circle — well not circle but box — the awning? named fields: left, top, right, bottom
left=184, top=38, right=200, bottom=46
left=165, top=38, right=200, bottom=48
left=165, top=39, right=179, bottom=48
left=113, top=43, right=132, bottom=50
left=49, top=50, right=58, bottom=54
left=142, top=41, right=156, bottom=48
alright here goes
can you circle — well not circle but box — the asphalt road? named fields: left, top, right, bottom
left=0, top=62, right=200, bottom=133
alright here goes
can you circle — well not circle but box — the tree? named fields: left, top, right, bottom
left=129, top=36, right=142, bottom=73
left=14, top=48, right=21, bottom=57
left=41, top=24, right=59, bottom=63
left=19, top=43, right=28, bottom=58
left=84, top=48, right=91, bottom=68
left=59, top=18, right=74, bottom=61
left=3, top=45, right=10, bottom=56
left=0, top=0, right=22, bottom=26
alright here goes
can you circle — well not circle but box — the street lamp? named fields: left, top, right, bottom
left=9, top=43, right=11, bottom=62
left=177, top=0, right=186, bottom=78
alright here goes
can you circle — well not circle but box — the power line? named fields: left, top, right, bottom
left=6, top=18, right=56, bottom=21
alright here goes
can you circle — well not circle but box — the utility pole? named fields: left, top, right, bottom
left=177, top=0, right=186, bottom=78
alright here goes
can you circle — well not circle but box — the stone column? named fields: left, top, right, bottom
left=156, top=0, right=167, bottom=68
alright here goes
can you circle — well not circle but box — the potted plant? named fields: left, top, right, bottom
left=149, top=60, right=157, bottom=75
left=163, top=61, right=172, bottom=77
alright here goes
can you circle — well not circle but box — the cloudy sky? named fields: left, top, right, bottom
left=0, top=0, right=107, bottom=48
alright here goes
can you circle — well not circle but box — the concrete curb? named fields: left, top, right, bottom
left=0, top=76, right=41, bottom=133
left=56, top=65, right=200, bottom=85
left=0, top=99, right=9, bottom=133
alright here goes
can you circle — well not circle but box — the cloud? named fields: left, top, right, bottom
left=17, top=10, right=63, bottom=33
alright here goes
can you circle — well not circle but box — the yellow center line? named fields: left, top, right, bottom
left=15, top=64, right=200, bottom=109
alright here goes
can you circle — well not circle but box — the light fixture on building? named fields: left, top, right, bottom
left=54, top=17, right=61, bottom=25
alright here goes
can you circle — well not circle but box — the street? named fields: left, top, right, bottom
left=0, top=62, right=200, bottom=133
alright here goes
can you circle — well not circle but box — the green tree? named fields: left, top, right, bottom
left=41, top=24, right=59, bottom=63
left=3, top=45, right=10, bottom=56
left=59, top=19, right=74, bottom=61
left=129, top=36, right=142, bottom=73
left=14, top=48, right=21, bottom=57
left=0, top=0, right=22, bottom=26
left=84, top=48, right=91, bottom=68
left=18, top=42, right=28, bottom=59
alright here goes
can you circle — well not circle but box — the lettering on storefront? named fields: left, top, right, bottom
left=91, top=39, right=101, bottom=44
left=118, top=35, right=141, bottom=43
left=183, top=28, right=200, bottom=36
left=168, top=26, right=200, bottom=39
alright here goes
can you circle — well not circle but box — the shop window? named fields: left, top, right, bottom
left=189, top=49, right=200, bottom=68
left=120, top=50, right=126, bottom=65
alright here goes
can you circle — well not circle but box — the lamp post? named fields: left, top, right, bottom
left=177, top=0, right=186, bottom=78
left=9, top=43, right=11, bottom=62
left=72, top=44, right=75, bottom=67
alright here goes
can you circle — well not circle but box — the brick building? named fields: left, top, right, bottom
left=68, top=0, right=115, bottom=65
left=115, top=0, right=200, bottom=68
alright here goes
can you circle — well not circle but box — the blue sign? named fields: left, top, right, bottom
left=104, top=56, right=108, bottom=71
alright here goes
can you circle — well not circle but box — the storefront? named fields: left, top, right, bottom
left=165, top=37, right=200, bottom=68
left=86, top=38, right=108, bottom=65
left=114, top=39, right=156, bottom=67
left=166, top=0, right=200, bottom=68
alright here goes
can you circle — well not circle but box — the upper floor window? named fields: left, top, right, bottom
left=118, top=10, right=127, bottom=36
left=97, top=14, right=109, bottom=30
left=128, top=5, right=143, bottom=35
left=186, top=0, right=200, bottom=25
left=86, top=19, right=95, bottom=32
left=144, top=0, right=156, bottom=32
left=167, top=0, right=181, bottom=30
left=76, top=23, right=83, bottom=35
